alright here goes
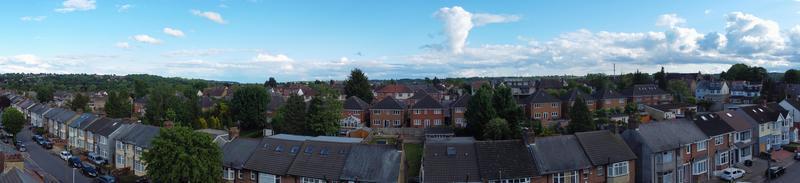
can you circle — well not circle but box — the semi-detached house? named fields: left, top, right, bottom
left=622, top=119, right=709, bottom=183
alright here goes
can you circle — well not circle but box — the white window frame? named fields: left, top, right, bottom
left=223, top=168, right=234, bottom=180
left=692, top=159, right=708, bottom=175
left=552, top=171, right=578, bottom=183
left=414, top=119, right=421, bottom=126
left=715, top=136, right=723, bottom=145
left=716, top=151, right=729, bottom=165
left=608, top=161, right=629, bottom=177
left=697, top=140, right=707, bottom=151
left=301, top=177, right=326, bottom=183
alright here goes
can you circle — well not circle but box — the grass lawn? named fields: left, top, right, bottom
left=404, top=143, right=423, bottom=177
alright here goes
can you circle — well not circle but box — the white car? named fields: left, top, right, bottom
left=720, top=167, right=745, bottom=181
left=59, top=151, right=72, bottom=161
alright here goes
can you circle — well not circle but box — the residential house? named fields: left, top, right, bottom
left=409, top=84, right=448, bottom=101
left=205, top=86, right=233, bottom=100
left=692, top=113, right=735, bottom=175
left=561, top=89, right=597, bottom=115
left=43, top=108, right=66, bottom=136
left=779, top=99, right=800, bottom=142
left=498, top=78, right=536, bottom=96
left=370, top=97, right=405, bottom=128
left=475, top=140, right=539, bottom=183
left=785, top=84, right=800, bottom=100
left=340, top=96, right=370, bottom=134
left=536, top=78, right=566, bottom=90
left=12, top=99, right=35, bottom=119
left=115, top=124, right=160, bottom=176
left=67, top=113, right=98, bottom=151
left=29, top=104, right=51, bottom=128
left=84, top=117, right=126, bottom=159
left=528, top=131, right=636, bottom=183
left=716, top=110, right=757, bottom=164
left=339, top=144, right=402, bottom=183
left=374, top=84, right=414, bottom=101
left=622, top=84, right=672, bottom=106
left=266, top=92, right=285, bottom=120
left=133, top=96, right=147, bottom=117
left=243, top=134, right=313, bottom=183
left=197, top=128, right=233, bottom=147
left=594, top=89, right=627, bottom=111
left=279, top=84, right=317, bottom=102
left=729, top=81, right=761, bottom=104
left=222, top=138, right=260, bottom=183
left=622, top=119, right=710, bottom=183
left=643, top=103, right=697, bottom=121
left=523, top=91, right=562, bottom=124
left=695, top=80, right=729, bottom=100
left=51, top=109, right=78, bottom=140
left=738, top=104, right=792, bottom=153
left=666, top=72, right=703, bottom=93
left=450, top=95, right=470, bottom=128
left=574, top=131, right=638, bottom=183
left=285, top=136, right=361, bottom=183
left=200, top=96, right=215, bottom=112
left=410, top=95, right=445, bottom=128
left=420, top=137, right=481, bottom=183
left=88, top=92, right=108, bottom=114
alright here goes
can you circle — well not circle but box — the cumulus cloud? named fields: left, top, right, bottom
left=117, top=4, right=132, bottom=12
left=132, top=35, right=162, bottom=44
left=254, top=53, right=293, bottom=62
left=20, top=16, right=46, bottom=22
left=724, top=12, right=784, bottom=54
left=434, top=6, right=520, bottom=54
left=656, top=13, right=686, bottom=28
left=191, top=10, right=226, bottom=24
left=699, top=32, right=727, bottom=50
left=790, top=25, right=800, bottom=48
left=163, top=27, right=185, bottom=37
left=115, top=42, right=130, bottom=49
left=704, top=9, right=712, bottom=15
left=55, top=0, right=96, bottom=13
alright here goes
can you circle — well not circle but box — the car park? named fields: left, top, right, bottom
left=95, top=175, right=116, bottom=183
left=59, top=151, right=72, bottom=161
left=765, top=166, right=786, bottom=179
left=719, top=167, right=745, bottom=181
left=68, top=157, right=83, bottom=168
left=82, top=163, right=98, bottom=177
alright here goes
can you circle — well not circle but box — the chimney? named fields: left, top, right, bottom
left=228, top=127, right=240, bottom=140
left=522, top=127, right=536, bottom=145
left=163, top=121, right=174, bottom=129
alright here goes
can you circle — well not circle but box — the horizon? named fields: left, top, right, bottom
left=2, top=0, right=800, bottom=83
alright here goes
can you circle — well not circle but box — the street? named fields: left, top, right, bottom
left=17, top=127, right=94, bottom=183
left=772, top=160, right=800, bottom=183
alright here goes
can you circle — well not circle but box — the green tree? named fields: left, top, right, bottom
left=35, top=86, right=53, bottom=103
left=624, top=102, right=637, bottom=115
left=105, top=91, right=132, bottom=118
left=784, top=69, right=800, bottom=84
left=306, top=97, right=342, bottom=136
left=68, top=93, right=90, bottom=112
left=585, top=73, right=611, bottom=91
left=492, top=86, right=525, bottom=137
left=667, top=80, right=692, bottom=103
left=209, top=116, right=222, bottom=129
left=133, top=79, right=148, bottom=98
left=465, top=85, right=497, bottom=139
left=654, top=67, right=668, bottom=90
left=1, top=108, right=25, bottom=137
left=265, top=77, right=278, bottom=88
left=272, top=94, right=307, bottom=134
left=143, top=127, right=222, bottom=183
left=762, top=77, right=777, bottom=102
left=567, top=97, right=595, bottom=133
left=197, top=117, right=208, bottom=129
left=344, top=68, right=374, bottom=103
left=483, top=118, right=512, bottom=140
left=230, top=85, right=270, bottom=130
left=722, top=63, right=766, bottom=82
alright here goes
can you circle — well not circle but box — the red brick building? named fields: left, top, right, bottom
left=450, top=95, right=470, bottom=128
left=523, top=91, right=562, bottom=123
left=594, top=89, right=627, bottom=111
left=370, top=97, right=405, bottom=128
left=340, top=96, right=370, bottom=133
left=409, top=95, right=445, bottom=128
left=374, top=84, right=414, bottom=101
left=622, top=84, right=673, bottom=106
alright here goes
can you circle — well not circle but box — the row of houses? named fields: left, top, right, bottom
left=4, top=92, right=161, bottom=177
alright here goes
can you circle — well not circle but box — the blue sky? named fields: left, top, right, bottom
left=2, top=0, right=800, bottom=83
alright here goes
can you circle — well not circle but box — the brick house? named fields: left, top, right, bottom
left=529, top=131, right=636, bottom=183
left=560, top=89, right=597, bottom=117
left=622, top=84, right=673, bottom=106
left=450, top=95, right=470, bottom=128
left=222, top=138, right=260, bottom=183
left=340, top=96, right=370, bottom=133
left=692, top=113, right=736, bottom=175
left=374, top=84, right=414, bottom=101
left=622, top=119, right=710, bottom=183
left=523, top=91, right=562, bottom=123
left=410, top=95, right=445, bottom=128
left=475, top=140, right=540, bottom=183
left=717, top=110, right=757, bottom=164
left=594, top=89, right=627, bottom=111
left=370, top=97, right=405, bottom=128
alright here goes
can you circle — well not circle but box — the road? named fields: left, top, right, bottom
left=17, top=127, right=94, bottom=183
left=772, top=160, right=800, bottom=183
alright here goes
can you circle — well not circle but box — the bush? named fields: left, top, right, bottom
left=783, top=143, right=800, bottom=152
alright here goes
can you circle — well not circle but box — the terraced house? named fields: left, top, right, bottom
left=523, top=91, right=562, bottom=123
left=738, top=104, right=792, bottom=153
left=622, top=84, right=672, bottom=106
left=622, top=119, right=710, bottom=183
left=115, top=124, right=160, bottom=176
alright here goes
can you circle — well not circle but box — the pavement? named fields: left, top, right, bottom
left=17, top=127, right=95, bottom=183
left=710, top=150, right=799, bottom=183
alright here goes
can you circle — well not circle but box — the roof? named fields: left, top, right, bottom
left=30, top=104, right=50, bottom=115
left=693, top=113, right=736, bottom=137
left=244, top=136, right=307, bottom=175
left=696, top=80, right=726, bottom=91
left=117, top=124, right=161, bottom=148
left=0, top=167, right=39, bottom=183
left=717, top=110, right=756, bottom=131
left=88, top=117, right=128, bottom=137
left=411, top=95, right=443, bottom=109
left=339, top=144, right=401, bottom=182
left=594, top=89, right=626, bottom=99
left=222, top=138, right=260, bottom=169
left=536, top=79, right=564, bottom=90
left=343, top=96, right=369, bottom=110
left=43, top=108, right=66, bottom=119
left=71, top=113, right=99, bottom=129
left=634, top=119, right=708, bottom=152
left=309, top=136, right=363, bottom=143
left=371, top=97, right=404, bottom=109
left=560, top=89, right=595, bottom=101
left=286, top=141, right=354, bottom=180
left=529, top=135, right=592, bottom=174
left=422, top=137, right=480, bottom=183
left=622, top=84, right=669, bottom=96
left=475, top=140, right=537, bottom=180
left=575, top=130, right=638, bottom=165
left=451, top=95, right=470, bottom=108
left=647, top=103, right=695, bottom=112
left=54, top=109, right=78, bottom=123
left=523, top=91, right=561, bottom=104
left=376, top=84, right=413, bottom=93
left=739, top=105, right=784, bottom=124
left=267, top=93, right=285, bottom=111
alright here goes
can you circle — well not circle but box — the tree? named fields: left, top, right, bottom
left=624, top=102, right=638, bottom=115
left=721, top=63, right=766, bottom=82
left=272, top=94, right=307, bottom=134
left=585, top=73, right=611, bottom=91
left=697, top=99, right=714, bottom=112
left=197, top=118, right=208, bottom=129
left=432, top=77, right=441, bottom=86
left=762, top=77, right=777, bottom=102
left=105, top=91, right=132, bottom=118
left=265, top=77, right=278, bottom=88
left=465, top=85, right=497, bottom=138
left=654, top=67, right=668, bottom=90
left=784, top=69, right=800, bottom=84
left=483, top=118, right=512, bottom=140
left=2, top=108, right=25, bottom=137
left=0, top=95, right=12, bottom=110
left=632, top=70, right=652, bottom=85
left=344, top=68, right=374, bottom=103
left=230, top=85, right=270, bottom=130
left=209, top=117, right=222, bottom=129
left=143, top=127, right=222, bottom=183
left=35, top=86, right=53, bottom=103
left=492, top=86, right=525, bottom=137
left=133, top=79, right=148, bottom=98
left=68, top=93, right=90, bottom=112
left=306, top=85, right=343, bottom=136
left=667, top=80, right=692, bottom=103
left=567, top=97, right=595, bottom=133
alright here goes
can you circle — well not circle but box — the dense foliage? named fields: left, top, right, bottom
left=567, top=97, right=595, bottom=133
left=230, top=85, right=271, bottom=130
left=143, top=127, right=222, bottom=183
left=67, top=93, right=90, bottom=112
left=2, top=108, right=25, bottom=137
left=306, top=85, right=343, bottom=136
left=720, top=63, right=767, bottom=82
left=465, top=85, right=497, bottom=139
left=483, top=118, right=512, bottom=140
left=344, top=68, right=374, bottom=103
left=105, top=91, right=132, bottom=118
left=784, top=69, right=800, bottom=84
left=273, top=94, right=307, bottom=134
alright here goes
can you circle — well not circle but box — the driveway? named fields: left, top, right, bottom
left=17, top=127, right=95, bottom=183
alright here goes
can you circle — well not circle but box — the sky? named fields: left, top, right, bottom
left=2, top=0, right=800, bottom=83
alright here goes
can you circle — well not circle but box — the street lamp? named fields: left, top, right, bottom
left=72, top=167, right=76, bottom=183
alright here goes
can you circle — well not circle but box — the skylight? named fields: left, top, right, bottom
left=446, top=147, right=456, bottom=156
left=304, top=146, right=313, bottom=154
left=726, top=113, right=732, bottom=117
left=290, top=145, right=300, bottom=154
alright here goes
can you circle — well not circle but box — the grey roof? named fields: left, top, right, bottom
left=696, top=80, right=725, bottom=90
left=244, top=136, right=307, bottom=175
left=340, top=144, right=401, bottom=182
left=343, top=96, right=369, bottom=110
left=287, top=140, right=354, bottom=180
left=422, top=137, right=480, bottom=183
left=635, top=119, right=708, bottom=152
left=622, top=84, right=669, bottom=96
left=739, top=105, right=784, bottom=124
left=30, top=104, right=49, bottom=115
left=0, top=167, right=39, bottom=183
left=270, top=134, right=314, bottom=141
left=451, top=95, right=470, bottom=108
left=68, top=113, right=98, bottom=129
left=117, top=124, right=161, bottom=148
left=647, top=103, right=695, bottom=112
left=523, top=91, right=561, bottom=104
left=87, top=117, right=126, bottom=137
left=309, top=136, right=363, bottom=143
left=54, top=109, right=78, bottom=123
left=43, top=108, right=66, bottom=119
left=717, top=110, right=755, bottom=131
left=371, top=97, right=404, bottom=109
left=693, top=113, right=736, bottom=137
left=411, top=95, right=443, bottom=109
left=529, top=135, right=592, bottom=174
left=267, top=93, right=285, bottom=111
left=222, top=138, right=260, bottom=169
left=475, top=140, right=538, bottom=180
left=561, top=89, right=595, bottom=101
left=575, top=130, right=637, bottom=165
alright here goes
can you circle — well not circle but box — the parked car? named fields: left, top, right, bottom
left=794, top=152, right=800, bottom=161
left=719, top=167, right=745, bottom=181
left=42, top=141, right=53, bottom=149
left=59, top=151, right=72, bottom=161
left=87, top=153, right=106, bottom=165
left=2, top=137, right=8, bottom=144
left=17, top=144, right=26, bottom=152
left=14, top=140, right=22, bottom=146
left=765, top=166, right=786, bottom=179
left=95, top=175, right=116, bottom=183
left=81, top=163, right=98, bottom=177
left=68, top=157, right=83, bottom=168
left=31, top=135, right=41, bottom=141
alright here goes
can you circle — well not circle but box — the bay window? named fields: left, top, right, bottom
left=608, top=161, right=629, bottom=177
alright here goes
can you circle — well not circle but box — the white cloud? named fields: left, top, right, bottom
left=55, top=0, right=96, bottom=13
left=163, top=28, right=185, bottom=37
left=115, top=42, right=130, bottom=49
left=724, top=12, right=784, bottom=54
left=254, top=53, right=293, bottom=62
left=790, top=25, right=800, bottom=48
left=704, top=9, right=712, bottom=15
left=656, top=13, right=686, bottom=28
left=191, top=10, right=226, bottom=24
left=132, top=35, right=162, bottom=44
left=434, top=6, right=519, bottom=54
left=20, top=16, right=46, bottom=22
left=699, top=32, right=727, bottom=50
left=117, top=4, right=132, bottom=12
left=472, top=13, right=521, bottom=26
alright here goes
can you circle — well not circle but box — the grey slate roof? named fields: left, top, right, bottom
left=739, top=105, right=784, bottom=124
left=575, top=130, right=637, bottom=166
left=635, top=119, right=708, bottom=152
left=222, top=138, right=260, bottom=169
left=594, top=89, right=626, bottom=100
left=622, top=84, right=669, bottom=96
left=475, top=140, right=538, bottom=180
left=529, top=135, right=592, bottom=174
left=117, top=124, right=160, bottom=148
left=243, top=136, right=306, bottom=175
left=717, top=110, right=755, bottom=131
left=0, top=167, right=39, bottom=183
left=54, top=109, right=78, bottom=123
left=523, top=91, right=561, bottom=104
left=286, top=140, right=354, bottom=180
left=561, top=89, right=595, bottom=101
left=451, top=95, right=470, bottom=108
left=422, top=137, right=480, bottom=183
left=343, top=96, right=369, bottom=110
left=372, top=97, right=404, bottom=109
left=30, top=104, right=49, bottom=115
left=340, top=144, right=401, bottom=182
left=68, top=113, right=98, bottom=129
left=693, top=113, right=735, bottom=137
left=696, top=80, right=725, bottom=90
left=43, top=108, right=66, bottom=119
left=411, top=95, right=443, bottom=109
left=87, top=117, right=127, bottom=137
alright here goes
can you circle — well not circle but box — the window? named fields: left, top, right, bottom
left=373, top=120, right=381, bottom=126
left=543, top=112, right=549, bottom=119
left=534, top=113, right=541, bottom=119
left=716, top=152, right=729, bottom=165
left=692, top=159, right=708, bottom=175
left=433, top=109, right=442, bottom=114
left=697, top=140, right=707, bottom=151
left=534, top=104, right=543, bottom=108
left=373, top=110, right=381, bottom=115
left=251, top=172, right=256, bottom=180
left=134, top=160, right=144, bottom=172
left=394, top=120, right=401, bottom=126
left=237, top=169, right=242, bottom=179
left=596, top=166, right=604, bottom=176
left=393, top=110, right=401, bottom=115
left=223, top=168, right=234, bottom=180
left=609, top=161, right=629, bottom=177
left=414, top=119, right=421, bottom=126
left=434, top=119, right=442, bottom=126
left=552, top=171, right=578, bottom=183
left=301, top=177, right=326, bottom=183
left=685, top=145, right=691, bottom=154
left=552, top=112, right=558, bottom=118
left=424, top=119, right=430, bottom=127
left=414, top=109, right=422, bottom=114
left=737, top=130, right=751, bottom=142
left=455, top=108, right=464, bottom=113
left=619, top=99, right=625, bottom=104
left=715, top=136, right=723, bottom=145
left=661, top=151, right=673, bottom=163
left=116, top=141, right=123, bottom=150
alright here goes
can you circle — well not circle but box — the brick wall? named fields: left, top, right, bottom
left=410, top=108, right=445, bottom=128
left=529, top=102, right=561, bottom=122
left=370, top=109, right=404, bottom=128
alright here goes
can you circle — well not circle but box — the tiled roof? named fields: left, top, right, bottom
left=222, top=138, right=260, bottom=169
left=575, top=130, right=637, bottom=166
left=560, top=89, right=595, bottom=101
left=286, top=140, right=354, bottom=180
left=622, top=84, right=669, bottom=96
left=339, top=144, right=401, bottom=182
left=411, top=95, right=443, bottom=109
left=536, top=79, right=564, bottom=90
left=376, top=84, right=413, bottom=93
left=696, top=80, right=725, bottom=91
left=117, top=124, right=160, bottom=148
left=371, top=97, right=404, bottom=109
left=422, top=137, right=480, bottom=183
left=529, top=135, right=592, bottom=174
left=633, top=119, right=708, bottom=152
left=267, top=93, right=285, bottom=111
left=523, top=91, right=561, bottom=104
left=475, top=140, right=537, bottom=180
left=244, top=136, right=307, bottom=175
left=716, top=110, right=755, bottom=131
left=54, top=110, right=78, bottom=123
left=594, top=89, right=626, bottom=99
left=739, top=104, right=784, bottom=124
left=451, top=95, right=470, bottom=108
left=343, top=96, right=369, bottom=110
left=693, top=113, right=736, bottom=137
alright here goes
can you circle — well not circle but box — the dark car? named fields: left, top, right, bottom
left=42, top=140, right=53, bottom=149
left=135, top=177, right=150, bottom=183
left=68, top=157, right=83, bottom=168
left=17, top=144, right=26, bottom=152
left=765, top=166, right=786, bottom=179
left=82, top=163, right=98, bottom=177
left=14, top=140, right=22, bottom=146
left=31, top=135, right=40, bottom=141
left=95, top=175, right=116, bottom=183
